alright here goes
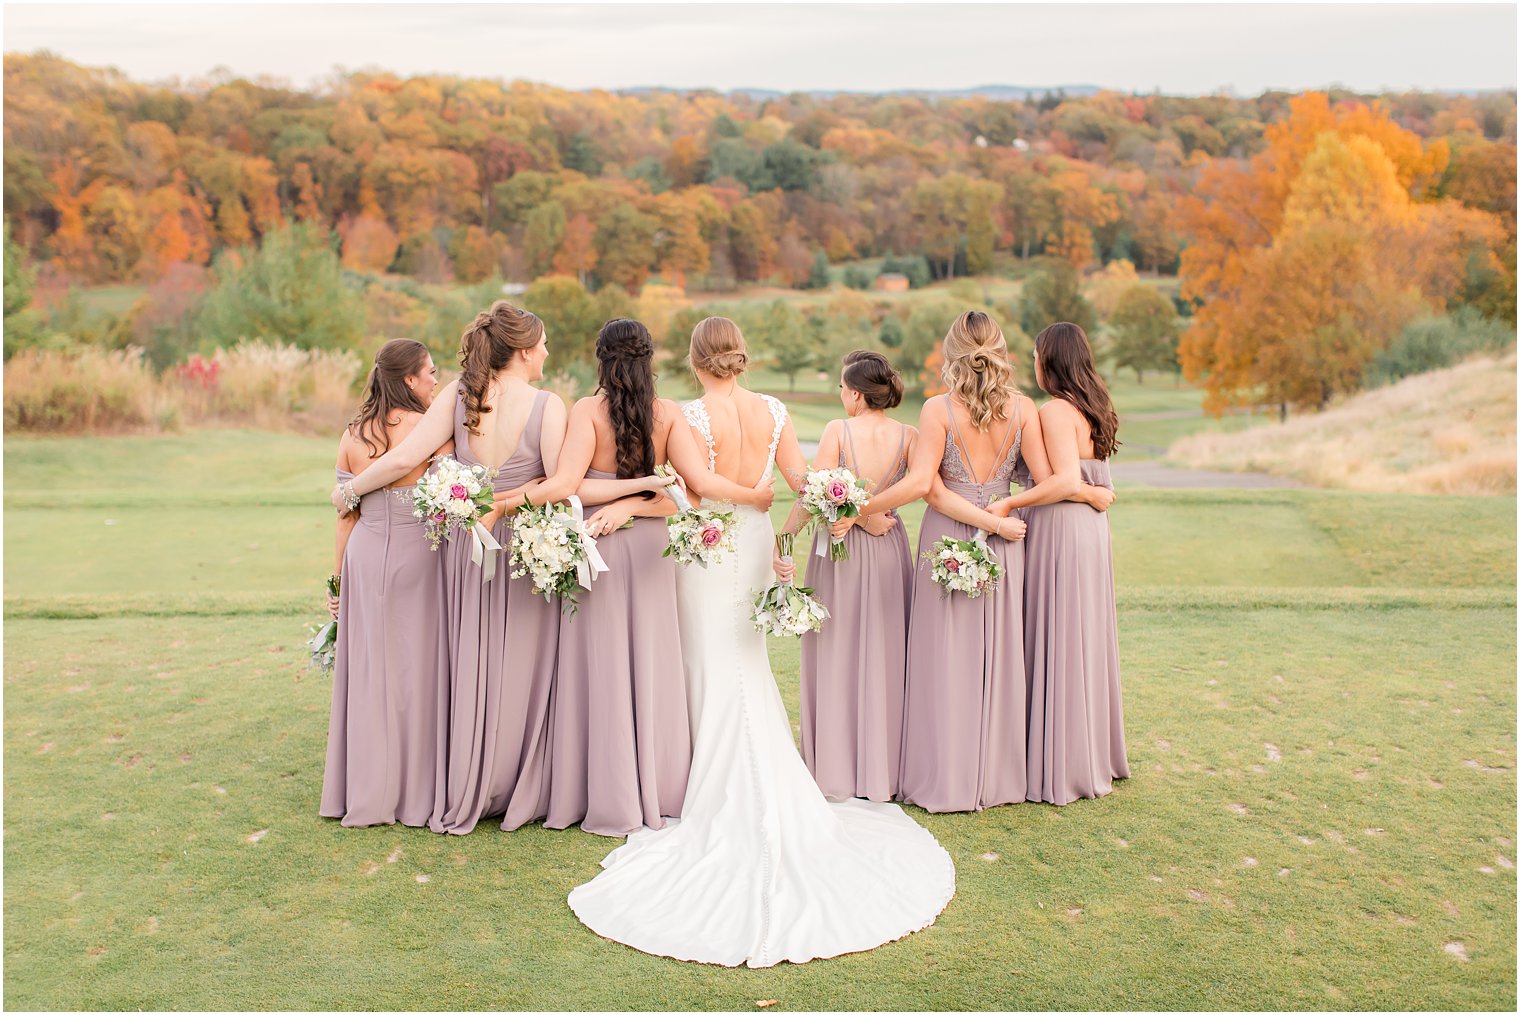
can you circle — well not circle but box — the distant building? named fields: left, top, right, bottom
left=873, top=273, right=910, bottom=292
left=501, top=282, right=528, bottom=296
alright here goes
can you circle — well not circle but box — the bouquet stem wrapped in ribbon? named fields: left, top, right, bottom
left=752, top=532, right=831, bottom=637
left=307, top=573, right=341, bottom=673
left=412, top=455, right=501, bottom=582
left=799, top=467, right=871, bottom=561
left=508, top=495, right=610, bottom=615
left=925, top=529, right=1004, bottom=598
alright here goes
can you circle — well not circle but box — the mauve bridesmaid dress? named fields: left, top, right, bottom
left=320, top=466, right=447, bottom=827
left=545, top=470, right=691, bottom=837
left=431, top=387, right=560, bottom=834
left=799, top=421, right=912, bottom=802
left=1023, top=458, right=1130, bottom=805
left=898, top=396, right=1028, bottom=813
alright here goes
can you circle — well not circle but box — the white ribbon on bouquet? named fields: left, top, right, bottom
left=563, top=495, right=610, bottom=591
left=815, top=510, right=845, bottom=558
left=468, top=520, right=504, bottom=583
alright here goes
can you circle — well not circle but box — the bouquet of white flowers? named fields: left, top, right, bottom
left=925, top=532, right=1004, bottom=599
left=798, top=467, right=871, bottom=561
left=657, top=465, right=737, bottom=568
left=307, top=573, right=341, bottom=673
left=508, top=496, right=608, bottom=614
left=752, top=533, right=831, bottom=637
left=413, top=455, right=501, bottom=580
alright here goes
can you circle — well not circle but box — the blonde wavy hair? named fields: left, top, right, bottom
left=688, top=316, right=749, bottom=378
left=941, top=309, right=1017, bottom=430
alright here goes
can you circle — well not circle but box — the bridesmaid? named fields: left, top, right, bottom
left=778, top=350, right=917, bottom=802
left=321, top=338, right=448, bottom=828
left=854, top=311, right=1036, bottom=812
left=515, top=319, right=699, bottom=837
left=991, top=321, right=1128, bottom=805
left=329, top=302, right=656, bottom=835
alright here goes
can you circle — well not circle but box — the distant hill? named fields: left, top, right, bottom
left=1168, top=352, right=1518, bottom=495
left=623, top=84, right=1103, bottom=101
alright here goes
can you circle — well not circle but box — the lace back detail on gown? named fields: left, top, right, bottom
left=940, top=395, right=1022, bottom=487
left=681, top=393, right=788, bottom=477
left=681, top=399, right=717, bottom=472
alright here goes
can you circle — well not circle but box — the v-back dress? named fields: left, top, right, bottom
left=899, top=395, right=1030, bottom=812
left=431, top=386, right=560, bottom=834
left=799, top=420, right=913, bottom=802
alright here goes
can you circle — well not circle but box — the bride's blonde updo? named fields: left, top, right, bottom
left=941, top=309, right=1017, bottom=430
left=688, top=316, right=749, bottom=378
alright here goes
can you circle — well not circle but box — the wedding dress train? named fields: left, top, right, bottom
left=567, top=396, right=955, bottom=967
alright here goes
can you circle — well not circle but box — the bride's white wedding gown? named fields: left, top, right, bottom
left=567, top=396, right=955, bottom=968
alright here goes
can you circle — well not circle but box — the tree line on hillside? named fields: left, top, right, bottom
left=3, top=54, right=1515, bottom=417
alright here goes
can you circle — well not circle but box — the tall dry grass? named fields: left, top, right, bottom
left=182, top=341, right=362, bottom=431
left=1170, top=351, right=1518, bottom=495
left=4, top=341, right=363, bottom=435
left=4, top=346, right=172, bottom=432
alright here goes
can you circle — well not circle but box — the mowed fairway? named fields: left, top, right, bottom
left=4, top=429, right=1515, bottom=1010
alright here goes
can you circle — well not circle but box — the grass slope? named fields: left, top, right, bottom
left=3, top=430, right=1515, bottom=1011
left=1170, top=352, right=1518, bottom=495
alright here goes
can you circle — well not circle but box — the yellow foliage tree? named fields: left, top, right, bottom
left=1177, top=93, right=1503, bottom=414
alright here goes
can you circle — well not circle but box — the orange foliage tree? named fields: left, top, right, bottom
left=1177, top=93, right=1506, bottom=414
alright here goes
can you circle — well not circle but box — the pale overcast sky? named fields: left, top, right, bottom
left=3, top=2, right=1515, bottom=95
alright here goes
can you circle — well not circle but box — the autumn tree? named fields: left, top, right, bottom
left=594, top=204, right=658, bottom=292
left=521, top=274, right=600, bottom=366
left=523, top=201, right=566, bottom=279
left=340, top=212, right=400, bottom=273
left=1177, top=93, right=1505, bottom=413
left=752, top=299, right=815, bottom=391
left=451, top=226, right=498, bottom=283
left=197, top=223, right=366, bottom=349
left=1019, top=259, right=1098, bottom=337
left=1108, top=284, right=1180, bottom=382
left=553, top=213, right=598, bottom=286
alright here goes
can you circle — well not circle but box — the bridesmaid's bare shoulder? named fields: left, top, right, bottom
left=1037, top=397, right=1082, bottom=424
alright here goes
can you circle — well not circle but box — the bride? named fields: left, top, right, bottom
left=566, top=317, right=955, bottom=968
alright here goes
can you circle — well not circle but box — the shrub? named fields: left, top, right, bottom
left=843, top=265, right=876, bottom=290
left=1365, top=307, right=1516, bottom=387
left=880, top=255, right=931, bottom=289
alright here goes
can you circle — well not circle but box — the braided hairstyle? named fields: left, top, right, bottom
left=458, top=300, right=544, bottom=435
left=595, top=318, right=657, bottom=479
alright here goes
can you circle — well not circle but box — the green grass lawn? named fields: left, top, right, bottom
left=4, top=430, right=1515, bottom=1010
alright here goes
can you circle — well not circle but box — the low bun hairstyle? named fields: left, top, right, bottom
left=595, top=318, right=658, bottom=480
left=458, top=300, right=544, bottom=435
left=1033, top=321, right=1120, bottom=460
left=842, top=349, right=904, bottom=410
left=349, top=338, right=431, bottom=456
left=941, top=309, right=1017, bottom=430
left=688, top=316, right=749, bottom=378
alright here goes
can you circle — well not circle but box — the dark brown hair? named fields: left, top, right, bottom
left=349, top=338, right=431, bottom=456
left=458, top=300, right=544, bottom=435
left=1033, top=322, right=1120, bottom=459
left=842, top=349, right=904, bottom=410
left=596, top=319, right=657, bottom=480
